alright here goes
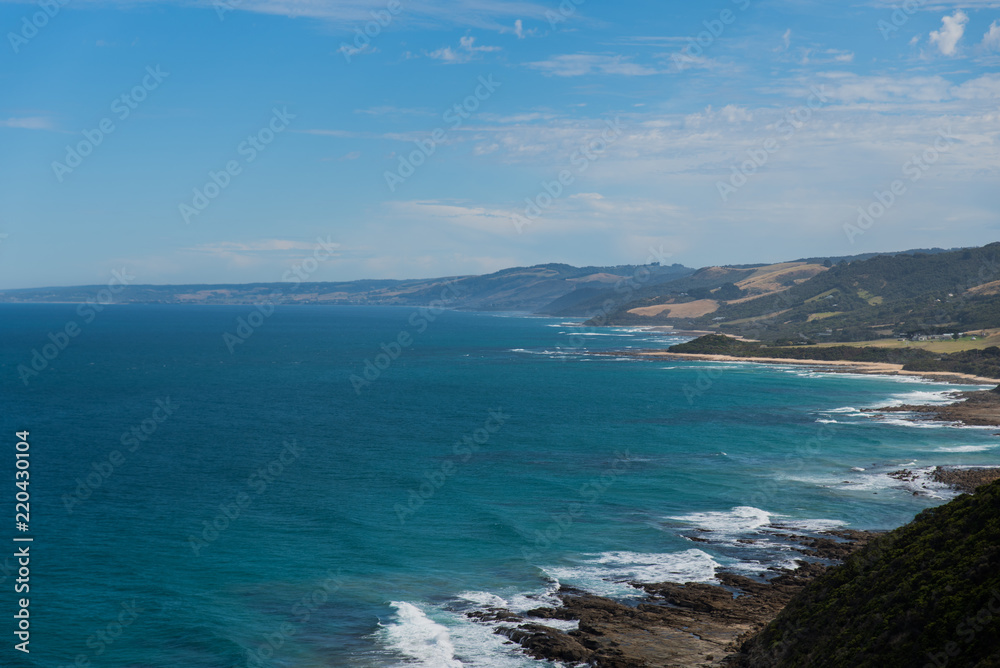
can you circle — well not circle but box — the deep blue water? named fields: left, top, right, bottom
left=0, top=304, right=996, bottom=667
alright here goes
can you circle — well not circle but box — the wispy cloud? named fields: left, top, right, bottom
left=337, top=42, right=377, bottom=60
left=798, top=48, right=855, bottom=65
left=187, top=239, right=336, bottom=254
left=868, top=0, right=1000, bottom=8
left=354, top=105, right=434, bottom=117
left=298, top=129, right=359, bottom=138
left=0, top=0, right=555, bottom=30
left=0, top=117, right=54, bottom=130
left=427, top=35, right=500, bottom=63
left=527, top=53, right=660, bottom=77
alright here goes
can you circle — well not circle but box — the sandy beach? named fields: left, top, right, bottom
left=635, top=352, right=1000, bottom=386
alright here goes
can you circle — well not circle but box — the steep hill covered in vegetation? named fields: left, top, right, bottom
left=600, top=243, right=1000, bottom=343
left=731, top=479, right=1000, bottom=667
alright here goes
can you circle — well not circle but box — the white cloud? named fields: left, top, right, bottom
left=951, top=73, right=1000, bottom=99
left=386, top=200, right=518, bottom=234
left=298, top=129, right=359, bottom=138
left=0, top=117, right=54, bottom=130
left=720, top=105, right=753, bottom=123
left=798, top=48, right=855, bottom=65
left=337, top=42, right=377, bottom=59
left=427, top=35, right=500, bottom=63
left=354, top=105, right=432, bottom=116
left=188, top=239, right=336, bottom=253
left=929, top=10, right=968, bottom=56
left=983, top=20, right=1000, bottom=50
left=814, top=72, right=1000, bottom=105
left=527, top=54, right=659, bottom=77
left=818, top=73, right=953, bottom=103
left=0, top=0, right=555, bottom=31
left=869, top=0, right=1000, bottom=8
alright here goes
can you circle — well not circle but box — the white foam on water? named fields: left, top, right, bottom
left=667, top=506, right=774, bottom=535
left=443, top=613, right=558, bottom=667
left=380, top=600, right=561, bottom=668
left=508, top=580, right=562, bottom=613
left=457, top=582, right=561, bottom=617
left=456, top=583, right=580, bottom=634
left=944, top=464, right=1000, bottom=470
left=877, top=389, right=963, bottom=408
left=509, top=348, right=575, bottom=357
left=457, top=591, right=508, bottom=609
left=724, top=554, right=803, bottom=574
left=677, top=507, right=845, bottom=537
left=868, top=416, right=958, bottom=429
left=770, top=518, right=846, bottom=533
left=776, top=464, right=957, bottom=500
left=380, top=601, right=462, bottom=667
left=935, top=444, right=998, bottom=453
left=543, top=549, right=721, bottom=597
left=454, top=586, right=588, bottom=665
left=796, top=465, right=954, bottom=499
left=825, top=406, right=863, bottom=414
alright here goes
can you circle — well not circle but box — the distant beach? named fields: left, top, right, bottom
left=633, top=351, right=1000, bottom=386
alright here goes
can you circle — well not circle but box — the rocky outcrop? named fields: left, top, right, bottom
left=477, top=530, right=877, bottom=667
left=931, top=466, right=1000, bottom=494
left=866, top=386, right=1000, bottom=427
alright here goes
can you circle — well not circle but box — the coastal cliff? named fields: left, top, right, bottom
left=484, top=474, right=1000, bottom=667
left=731, top=478, right=1000, bottom=667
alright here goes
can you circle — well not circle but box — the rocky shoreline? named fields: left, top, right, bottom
left=929, top=465, right=1000, bottom=493
left=472, top=530, right=878, bottom=667
left=473, top=468, right=1000, bottom=667
left=864, top=385, right=1000, bottom=428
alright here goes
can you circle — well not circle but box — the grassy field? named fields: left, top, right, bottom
left=803, top=329, right=1000, bottom=353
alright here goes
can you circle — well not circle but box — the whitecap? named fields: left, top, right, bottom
left=934, top=444, right=998, bottom=453
left=770, top=518, right=846, bottom=532
left=543, top=549, right=721, bottom=597
left=380, top=601, right=462, bottom=667
left=667, top=506, right=773, bottom=534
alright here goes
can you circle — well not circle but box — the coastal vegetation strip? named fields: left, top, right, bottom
left=666, top=334, right=1000, bottom=382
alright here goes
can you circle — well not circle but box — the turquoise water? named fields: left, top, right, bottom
left=0, top=304, right=997, bottom=667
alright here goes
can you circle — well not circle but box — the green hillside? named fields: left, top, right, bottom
left=0, top=262, right=694, bottom=315
left=732, top=479, right=1000, bottom=667
left=669, top=334, right=1000, bottom=379
left=601, top=243, right=1000, bottom=342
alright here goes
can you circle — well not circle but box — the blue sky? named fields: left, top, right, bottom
left=0, top=0, right=998, bottom=288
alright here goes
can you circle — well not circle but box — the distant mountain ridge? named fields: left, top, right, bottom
left=1, top=245, right=992, bottom=335
left=591, top=243, right=1000, bottom=342
left=0, top=262, right=696, bottom=315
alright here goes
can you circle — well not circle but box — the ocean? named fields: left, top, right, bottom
left=0, top=304, right=996, bottom=667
